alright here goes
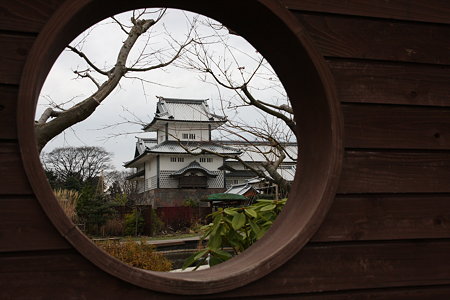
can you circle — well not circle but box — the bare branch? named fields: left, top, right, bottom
left=67, top=46, right=109, bottom=76
left=126, top=38, right=194, bottom=72
left=36, top=108, right=62, bottom=125
left=111, top=16, right=130, bottom=34
left=74, top=70, right=101, bottom=89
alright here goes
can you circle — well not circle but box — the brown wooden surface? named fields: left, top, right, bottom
left=295, top=13, right=450, bottom=65
left=330, top=59, right=450, bottom=106
left=222, top=285, right=450, bottom=299
left=0, top=85, right=18, bottom=140
left=313, top=195, right=450, bottom=242
left=343, top=104, right=450, bottom=149
left=2, top=0, right=450, bottom=298
left=0, top=34, right=35, bottom=85
left=0, top=250, right=172, bottom=300
left=0, top=143, right=32, bottom=194
left=282, top=0, right=450, bottom=24
left=339, top=150, right=450, bottom=193
left=220, top=240, right=450, bottom=298
left=0, top=196, right=70, bottom=252
left=3, top=241, right=450, bottom=299
left=0, top=0, right=62, bottom=33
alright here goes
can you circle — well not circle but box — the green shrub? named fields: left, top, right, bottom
left=124, top=210, right=145, bottom=236
left=96, top=239, right=172, bottom=271
left=183, top=198, right=199, bottom=207
left=76, top=185, right=116, bottom=235
left=183, top=199, right=287, bottom=270
left=150, top=209, right=164, bottom=236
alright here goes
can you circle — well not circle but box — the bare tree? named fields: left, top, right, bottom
left=106, top=170, right=142, bottom=205
left=35, top=9, right=196, bottom=152
left=42, top=146, right=113, bottom=183
left=177, top=19, right=296, bottom=192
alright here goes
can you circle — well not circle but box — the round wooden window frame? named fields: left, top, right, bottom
left=17, top=0, right=342, bottom=295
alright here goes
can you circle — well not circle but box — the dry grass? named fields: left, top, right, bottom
left=96, top=239, right=173, bottom=271
left=53, top=189, right=79, bottom=223
left=100, top=218, right=125, bottom=236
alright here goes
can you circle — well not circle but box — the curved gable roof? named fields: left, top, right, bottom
left=170, top=160, right=217, bottom=178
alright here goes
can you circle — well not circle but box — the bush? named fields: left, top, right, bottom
left=96, top=239, right=172, bottom=271
left=76, top=185, right=116, bottom=235
left=101, top=218, right=124, bottom=236
left=150, top=209, right=164, bottom=236
left=124, top=210, right=145, bottom=236
left=183, top=199, right=287, bottom=269
left=183, top=198, right=199, bottom=207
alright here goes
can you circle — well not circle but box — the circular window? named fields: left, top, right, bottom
left=17, top=0, right=342, bottom=295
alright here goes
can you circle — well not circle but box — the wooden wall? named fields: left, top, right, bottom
left=1, top=0, right=450, bottom=298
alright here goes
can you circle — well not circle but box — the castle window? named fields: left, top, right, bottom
left=200, top=157, right=213, bottom=163
left=182, top=133, right=196, bottom=140
left=178, top=157, right=184, bottom=162
left=170, top=157, right=177, bottom=162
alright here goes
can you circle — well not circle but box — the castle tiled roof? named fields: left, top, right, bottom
left=145, top=141, right=240, bottom=155
left=170, top=161, right=217, bottom=177
left=143, top=97, right=226, bottom=131
left=124, top=140, right=241, bottom=167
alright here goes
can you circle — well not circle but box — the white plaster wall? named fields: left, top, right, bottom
left=158, top=154, right=225, bottom=189
left=157, top=129, right=165, bottom=143
left=167, top=123, right=210, bottom=141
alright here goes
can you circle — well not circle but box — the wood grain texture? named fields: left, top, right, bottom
left=0, top=250, right=176, bottom=300
left=222, top=285, right=450, bottom=299
left=0, top=0, right=62, bottom=33
left=0, top=197, right=70, bottom=252
left=343, top=104, right=450, bottom=149
left=282, top=0, right=450, bottom=25
left=329, top=59, right=450, bottom=106
left=208, top=240, right=450, bottom=298
left=295, top=13, right=450, bottom=65
left=313, top=195, right=450, bottom=242
left=338, top=150, right=450, bottom=193
left=3, top=241, right=450, bottom=299
left=0, top=34, right=35, bottom=85
left=0, top=143, right=32, bottom=194
left=0, top=85, right=18, bottom=140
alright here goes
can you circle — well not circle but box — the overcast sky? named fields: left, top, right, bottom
left=37, top=8, right=288, bottom=171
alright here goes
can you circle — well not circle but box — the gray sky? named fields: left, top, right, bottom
left=37, top=8, right=288, bottom=171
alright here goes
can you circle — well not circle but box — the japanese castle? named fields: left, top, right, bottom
left=125, top=97, right=296, bottom=207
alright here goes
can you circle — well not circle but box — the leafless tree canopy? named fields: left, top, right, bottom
left=42, top=146, right=113, bottom=183
left=176, top=17, right=296, bottom=191
left=35, top=9, right=196, bottom=152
